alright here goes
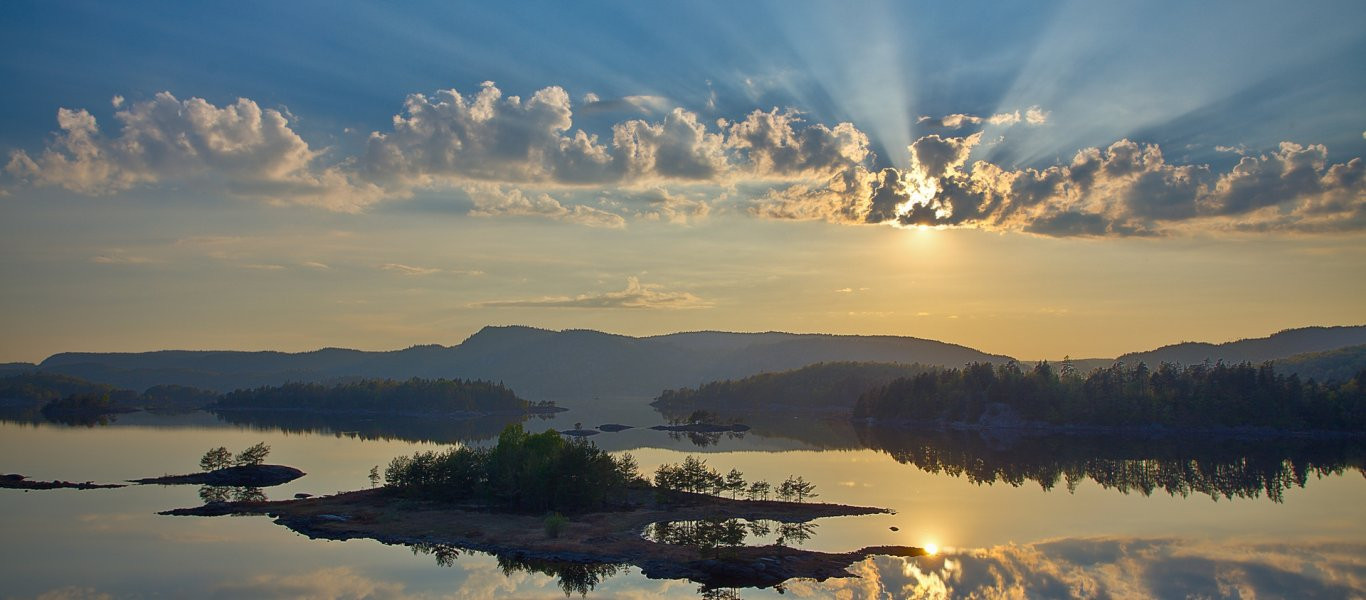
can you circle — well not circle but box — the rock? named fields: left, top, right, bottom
left=560, top=429, right=600, bottom=437
left=597, top=423, right=633, bottom=432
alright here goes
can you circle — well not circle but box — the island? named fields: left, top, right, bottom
left=130, top=464, right=304, bottom=487
left=160, top=425, right=923, bottom=590
left=1, top=474, right=124, bottom=490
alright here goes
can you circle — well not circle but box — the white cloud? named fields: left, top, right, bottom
left=723, top=108, right=869, bottom=177
left=5, top=92, right=382, bottom=211
left=465, top=184, right=626, bottom=228
left=6, top=86, right=1361, bottom=236
left=920, top=106, right=1049, bottom=129
left=211, top=567, right=408, bottom=600
left=475, top=277, right=710, bottom=309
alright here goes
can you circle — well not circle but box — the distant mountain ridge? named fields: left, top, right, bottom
left=35, top=325, right=1011, bottom=396
left=1118, top=326, right=1366, bottom=367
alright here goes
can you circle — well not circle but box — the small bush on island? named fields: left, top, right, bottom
left=543, top=512, right=568, bottom=538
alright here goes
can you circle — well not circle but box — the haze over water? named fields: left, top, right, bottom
left=3, top=403, right=1363, bottom=598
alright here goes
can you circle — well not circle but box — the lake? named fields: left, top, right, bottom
left=2, top=398, right=1363, bottom=599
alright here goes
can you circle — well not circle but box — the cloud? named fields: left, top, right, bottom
left=379, top=262, right=441, bottom=276
left=379, top=263, right=482, bottom=277
left=756, top=133, right=1366, bottom=237
left=578, top=93, right=673, bottom=114
left=5, top=92, right=382, bottom=211
left=90, top=250, right=160, bottom=265
left=465, top=184, right=626, bottom=228
left=612, top=187, right=711, bottom=224
left=32, top=586, right=113, bottom=600
left=919, top=106, right=1049, bottom=129
left=474, top=277, right=710, bottom=309
left=7, top=85, right=1361, bottom=236
left=211, top=567, right=409, bottom=600
left=723, top=108, right=869, bottom=177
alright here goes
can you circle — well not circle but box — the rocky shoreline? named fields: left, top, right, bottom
left=1, top=473, right=124, bottom=490
left=160, top=486, right=922, bottom=588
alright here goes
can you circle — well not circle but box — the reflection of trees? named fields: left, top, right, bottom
left=667, top=430, right=748, bottom=447
left=655, top=407, right=859, bottom=450
left=646, top=518, right=816, bottom=558
left=410, top=542, right=461, bottom=567
left=212, top=409, right=537, bottom=444
left=855, top=426, right=1366, bottom=502
left=696, top=586, right=742, bottom=599
left=495, top=556, right=624, bottom=597
left=410, top=543, right=623, bottom=597
left=198, top=485, right=266, bottom=504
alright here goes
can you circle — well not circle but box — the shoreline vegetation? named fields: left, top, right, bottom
left=161, top=425, right=919, bottom=590
left=212, top=378, right=562, bottom=416
left=656, top=360, right=1366, bottom=435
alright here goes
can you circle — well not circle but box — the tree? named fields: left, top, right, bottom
left=746, top=480, right=771, bottom=501
left=234, top=442, right=271, bottom=467
left=368, top=465, right=381, bottom=488
left=778, top=475, right=817, bottom=502
left=199, top=446, right=232, bottom=472
left=723, top=468, right=746, bottom=499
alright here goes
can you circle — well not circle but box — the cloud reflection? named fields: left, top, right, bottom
left=788, top=537, right=1366, bottom=599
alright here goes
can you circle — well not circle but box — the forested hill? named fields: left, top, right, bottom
left=652, top=362, right=937, bottom=414
left=213, top=378, right=540, bottom=415
left=35, top=326, right=1010, bottom=396
left=1118, top=325, right=1366, bottom=367
left=854, top=361, right=1366, bottom=432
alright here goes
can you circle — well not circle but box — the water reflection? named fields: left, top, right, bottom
left=793, top=537, right=1366, bottom=599
left=646, top=518, right=817, bottom=557
left=854, top=427, right=1366, bottom=502
left=410, top=542, right=626, bottom=597
left=198, top=485, right=266, bottom=504
left=665, top=429, right=748, bottom=447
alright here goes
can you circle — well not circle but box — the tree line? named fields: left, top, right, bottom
left=653, top=455, right=817, bottom=503
left=653, top=362, right=937, bottom=413
left=853, top=361, right=1366, bottom=431
left=214, top=377, right=540, bottom=415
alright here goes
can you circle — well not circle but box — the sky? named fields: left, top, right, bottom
left=1, top=0, right=1364, bottom=363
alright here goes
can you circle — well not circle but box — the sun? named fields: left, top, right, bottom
left=924, top=543, right=939, bottom=556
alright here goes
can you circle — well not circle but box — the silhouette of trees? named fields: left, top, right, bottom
left=383, top=424, right=642, bottom=513
left=654, top=456, right=725, bottom=495
left=216, top=377, right=535, bottom=415
left=776, top=476, right=817, bottom=502
left=854, top=361, right=1366, bottom=431
left=199, top=446, right=232, bottom=471
left=234, top=442, right=271, bottom=466
left=746, top=480, right=771, bottom=500
left=654, top=362, right=936, bottom=413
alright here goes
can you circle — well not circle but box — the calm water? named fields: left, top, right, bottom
left=2, top=399, right=1364, bottom=599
